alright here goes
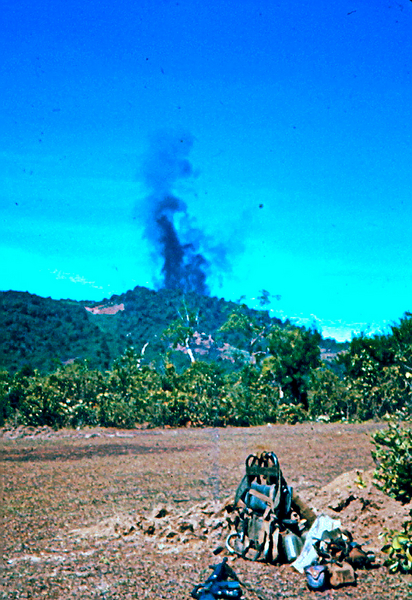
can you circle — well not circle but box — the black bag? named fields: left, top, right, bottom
left=191, top=558, right=242, bottom=600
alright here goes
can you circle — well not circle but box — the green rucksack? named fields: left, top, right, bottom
left=226, top=452, right=293, bottom=562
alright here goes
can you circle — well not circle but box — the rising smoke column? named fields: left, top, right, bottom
left=140, top=130, right=210, bottom=295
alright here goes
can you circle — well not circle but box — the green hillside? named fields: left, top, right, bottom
left=0, top=291, right=119, bottom=373
left=0, top=286, right=287, bottom=374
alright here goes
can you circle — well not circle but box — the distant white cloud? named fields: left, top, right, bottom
left=51, top=269, right=104, bottom=289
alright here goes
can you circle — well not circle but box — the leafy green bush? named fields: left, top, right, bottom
left=96, top=391, right=137, bottom=428
left=0, top=370, right=12, bottom=426
left=380, top=511, right=412, bottom=573
left=223, top=364, right=279, bottom=426
left=178, top=361, right=227, bottom=426
left=18, top=376, right=64, bottom=427
left=14, top=363, right=103, bottom=428
left=266, top=324, right=321, bottom=409
left=103, top=347, right=157, bottom=425
left=276, top=403, right=308, bottom=424
left=309, top=367, right=354, bottom=421
left=339, top=313, right=412, bottom=420
left=372, top=421, right=412, bottom=503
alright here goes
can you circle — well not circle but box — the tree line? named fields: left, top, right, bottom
left=1, top=307, right=411, bottom=429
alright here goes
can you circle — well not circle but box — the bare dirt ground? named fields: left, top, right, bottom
left=1, top=422, right=412, bottom=600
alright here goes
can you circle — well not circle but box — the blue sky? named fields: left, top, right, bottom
left=1, top=0, right=411, bottom=341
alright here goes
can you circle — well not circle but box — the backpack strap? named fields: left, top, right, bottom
left=247, top=488, right=274, bottom=508
left=244, top=515, right=272, bottom=562
left=234, top=474, right=249, bottom=508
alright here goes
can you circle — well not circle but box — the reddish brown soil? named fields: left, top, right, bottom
left=1, top=422, right=411, bottom=599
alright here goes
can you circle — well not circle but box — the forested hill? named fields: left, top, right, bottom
left=0, top=286, right=346, bottom=374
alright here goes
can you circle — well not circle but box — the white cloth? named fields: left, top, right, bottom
left=291, top=514, right=341, bottom=573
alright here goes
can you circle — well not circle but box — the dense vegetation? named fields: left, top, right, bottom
left=0, top=287, right=286, bottom=374
left=372, top=420, right=412, bottom=503
left=0, top=291, right=120, bottom=373
left=372, top=419, right=412, bottom=574
left=0, top=286, right=411, bottom=429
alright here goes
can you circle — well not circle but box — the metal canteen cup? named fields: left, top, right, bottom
left=282, top=531, right=303, bottom=562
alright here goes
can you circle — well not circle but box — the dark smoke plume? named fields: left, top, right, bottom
left=140, top=130, right=215, bottom=295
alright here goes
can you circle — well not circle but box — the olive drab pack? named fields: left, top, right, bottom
left=226, top=452, right=296, bottom=562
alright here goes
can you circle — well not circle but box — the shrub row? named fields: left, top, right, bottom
left=1, top=312, right=411, bottom=429
left=1, top=348, right=307, bottom=429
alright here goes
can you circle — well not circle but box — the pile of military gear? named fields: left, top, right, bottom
left=304, top=527, right=375, bottom=590
left=224, top=452, right=376, bottom=591
left=225, top=452, right=316, bottom=563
